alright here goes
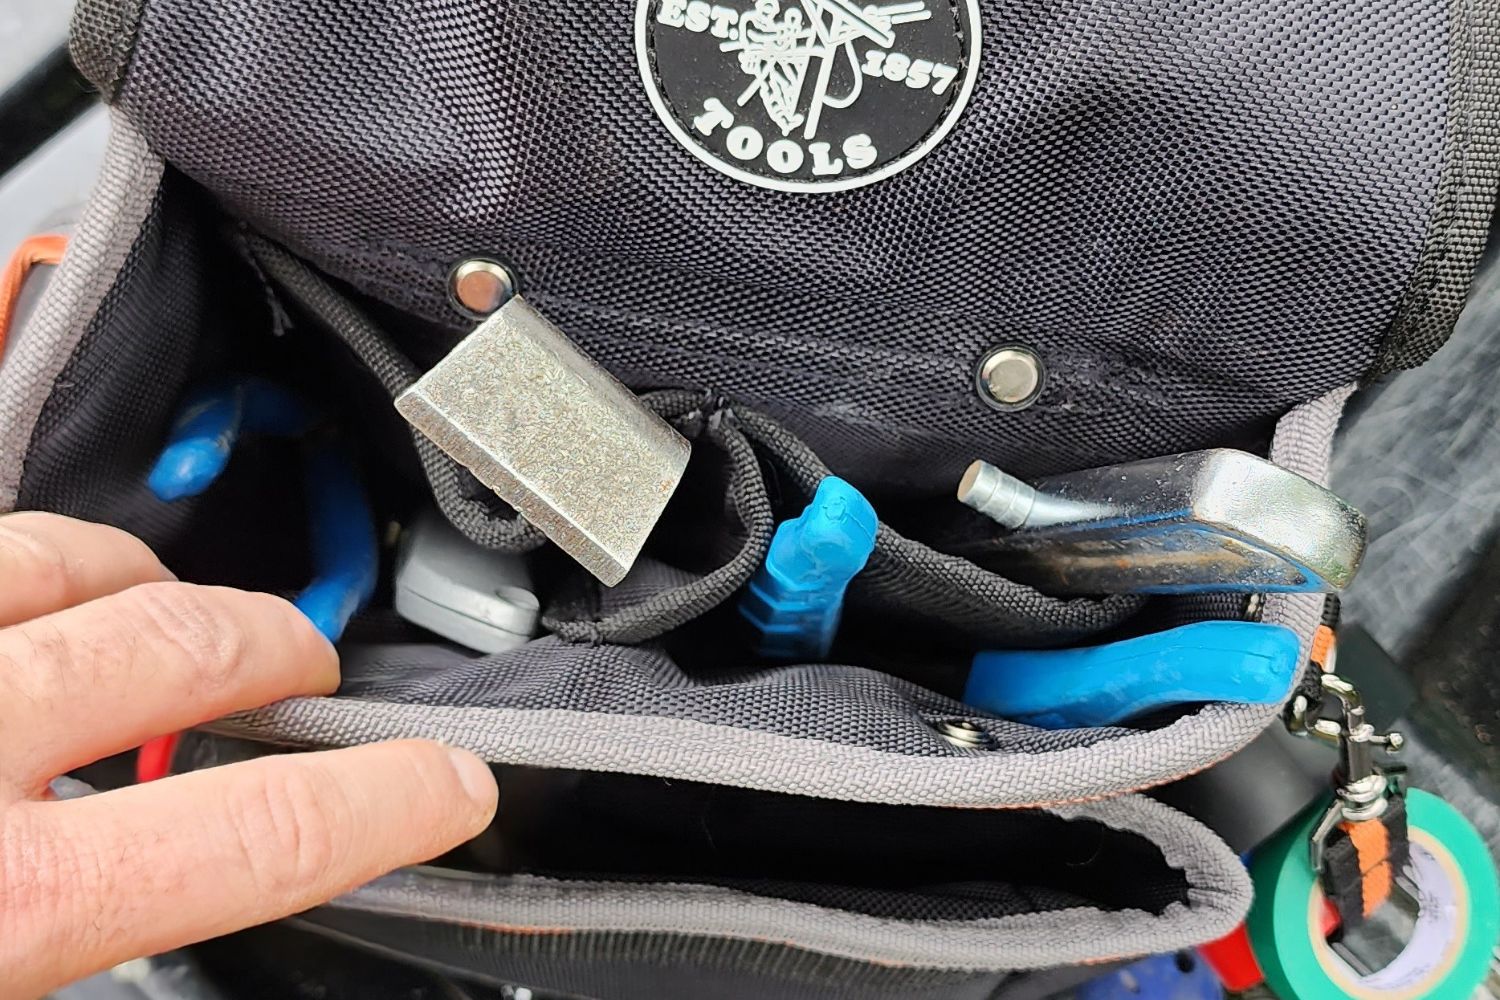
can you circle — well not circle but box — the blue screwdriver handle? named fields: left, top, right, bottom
left=965, top=621, right=1302, bottom=730
left=740, top=476, right=879, bottom=660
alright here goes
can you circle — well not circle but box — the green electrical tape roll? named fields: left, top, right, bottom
left=1247, top=789, right=1499, bottom=999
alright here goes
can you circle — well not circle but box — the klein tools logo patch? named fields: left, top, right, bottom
left=636, top=0, right=980, bottom=192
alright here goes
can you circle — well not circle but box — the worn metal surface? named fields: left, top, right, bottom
left=396, top=297, right=692, bottom=586
left=955, top=450, right=1367, bottom=595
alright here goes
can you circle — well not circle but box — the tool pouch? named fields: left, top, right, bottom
left=3, top=0, right=1499, bottom=993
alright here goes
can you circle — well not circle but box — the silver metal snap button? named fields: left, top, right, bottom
left=976, top=345, right=1045, bottom=411
left=449, top=258, right=518, bottom=319
left=933, top=719, right=998, bottom=750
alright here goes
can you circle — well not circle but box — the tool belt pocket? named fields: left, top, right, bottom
left=11, top=0, right=1496, bottom=976
left=3, top=160, right=1343, bottom=980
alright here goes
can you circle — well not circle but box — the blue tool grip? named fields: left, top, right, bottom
left=740, top=476, right=878, bottom=660
left=965, top=621, right=1302, bottom=729
left=295, top=439, right=378, bottom=643
left=148, top=378, right=314, bottom=501
left=147, top=384, right=245, bottom=501
left=1077, top=953, right=1224, bottom=1000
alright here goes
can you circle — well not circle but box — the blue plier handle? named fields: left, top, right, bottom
left=148, top=377, right=377, bottom=642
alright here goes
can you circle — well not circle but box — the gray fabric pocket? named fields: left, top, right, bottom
left=293, top=790, right=1251, bottom=976
left=171, top=734, right=1249, bottom=978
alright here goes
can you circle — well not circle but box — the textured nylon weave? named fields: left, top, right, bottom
left=296, top=791, right=1246, bottom=971
left=732, top=407, right=1149, bottom=644
left=0, top=112, right=161, bottom=511
left=542, top=399, right=777, bottom=645
left=73, top=0, right=1500, bottom=495
left=245, top=240, right=1143, bottom=645
left=212, top=388, right=1349, bottom=807
left=245, top=235, right=546, bottom=553
left=296, top=915, right=1015, bottom=999
left=330, top=639, right=1130, bottom=758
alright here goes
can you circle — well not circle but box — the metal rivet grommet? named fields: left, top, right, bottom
left=449, top=258, right=517, bottom=319
left=976, top=345, right=1045, bottom=411
left=933, top=719, right=998, bottom=750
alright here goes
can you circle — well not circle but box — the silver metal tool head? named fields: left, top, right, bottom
left=396, top=296, right=691, bottom=586
left=958, top=450, right=1367, bottom=595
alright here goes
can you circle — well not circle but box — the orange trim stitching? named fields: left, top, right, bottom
left=0, top=234, right=69, bottom=357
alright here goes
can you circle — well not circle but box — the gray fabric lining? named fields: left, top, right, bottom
left=0, top=112, right=162, bottom=512
left=70, top=0, right=146, bottom=103
left=316, top=794, right=1249, bottom=970
left=295, top=640, right=1137, bottom=759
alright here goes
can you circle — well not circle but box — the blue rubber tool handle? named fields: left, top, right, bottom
left=293, top=438, right=379, bottom=642
left=740, top=476, right=878, bottom=660
left=147, top=378, right=313, bottom=501
left=1077, top=952, right=1224, bottom=1000
left=965, top=621, right=1302, bottom=729
left=147, top=384, right=245, bottom=501
left=149, top=377, right=371, bottom=642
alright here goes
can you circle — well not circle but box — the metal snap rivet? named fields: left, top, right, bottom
left=449, top=258, right=517, bottom=318
left=934, top=719, right=998, bottom=750
left=976, top=345, right=1045, bottom=411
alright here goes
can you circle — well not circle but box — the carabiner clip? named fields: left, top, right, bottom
left=1302, top=672, right=1406, bottom=872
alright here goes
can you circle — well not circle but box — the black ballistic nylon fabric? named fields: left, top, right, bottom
left=334, top=640, right=1135, bottom=757
left=239, top=237, right=1143, bottom=647
left=284, top=916, right=1017, bottom=1000
left=73, top=0, right=1500, bottom=495
left=15, top=175, right=317, bottom=592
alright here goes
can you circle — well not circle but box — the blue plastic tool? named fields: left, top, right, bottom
left=965, top=621, right=1301, bottom=730
left=293, top=439, right=379, bottom=641
left=1076, top=952, right=1224, bottom=1000
left=147, top=378, right=313, bottom=502
left=740, top=476, right=878, bottom=660
left=149, top=377, right=375, bottom=643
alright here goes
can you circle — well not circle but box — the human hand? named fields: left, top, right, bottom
left=0, top=512, right=499, bottom=998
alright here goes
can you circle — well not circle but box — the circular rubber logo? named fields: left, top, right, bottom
left=635, top=0, right=980, bottom=192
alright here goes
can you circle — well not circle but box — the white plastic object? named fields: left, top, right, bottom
left=394, top=509, right=540, bottom=653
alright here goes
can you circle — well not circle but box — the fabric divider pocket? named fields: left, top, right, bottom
left=173, top=734, right=1250, bottom=977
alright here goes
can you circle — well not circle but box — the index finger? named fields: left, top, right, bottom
left=0, top=512, right=174, bottom=628
left=4, top=740, right=500, bottom=998
left=0, top=582, right=338, bottom=796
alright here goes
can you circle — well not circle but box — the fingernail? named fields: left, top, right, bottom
left=446, top=747, right=498, bottom=807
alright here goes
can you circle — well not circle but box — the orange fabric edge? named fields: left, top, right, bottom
left=0, top=234, right=69, bottom=356
left=1310, top=624, right=1336, bottom=671
left=1340, top=816, right=1393, bottom=916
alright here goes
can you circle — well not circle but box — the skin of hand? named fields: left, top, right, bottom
left=0, top=511, right=500, bottom=998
